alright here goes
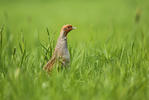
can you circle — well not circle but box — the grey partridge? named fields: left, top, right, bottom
left=43, top=24, right=76, bottom=72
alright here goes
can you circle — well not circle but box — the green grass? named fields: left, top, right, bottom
left=0, top=0, right=149, bottom=100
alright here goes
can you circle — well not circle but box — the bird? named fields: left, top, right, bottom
left=43, top=24, right=76, bottom=72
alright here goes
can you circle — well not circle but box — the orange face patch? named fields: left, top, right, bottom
left=61, top=25, right=73, bottom=33
left=60, top=24, right=76, bottom=36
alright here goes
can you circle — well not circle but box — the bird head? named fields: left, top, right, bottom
left=60, top=24, right=76, bottom=37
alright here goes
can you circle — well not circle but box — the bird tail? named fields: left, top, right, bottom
left=43, top=56, right=56, bottom=72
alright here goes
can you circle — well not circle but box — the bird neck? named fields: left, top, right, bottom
left=59, top=31, right=68, bottom=40
left=56, top=31, right=68, bottom=49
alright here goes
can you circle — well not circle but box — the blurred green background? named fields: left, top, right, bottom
left=0, top=0, right=148, bottom=45
left=0, top=0, right=149, bottom=100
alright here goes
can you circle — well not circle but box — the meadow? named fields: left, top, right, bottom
left=0, top=0, right=149, bottom=100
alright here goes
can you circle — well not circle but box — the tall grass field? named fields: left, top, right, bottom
left=0, top=0, right=149, bottom=100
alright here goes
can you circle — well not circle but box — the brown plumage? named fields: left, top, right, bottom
left=43, top=24, right=76, bottom=72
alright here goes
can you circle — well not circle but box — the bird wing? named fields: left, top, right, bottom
left=43, top=55, right=56, bottom=72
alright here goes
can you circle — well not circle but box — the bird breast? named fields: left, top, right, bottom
left=56, top=38, right=70, bottom=63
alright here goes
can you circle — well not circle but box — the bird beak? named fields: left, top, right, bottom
left=72, top=27, right=77, bottom=30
